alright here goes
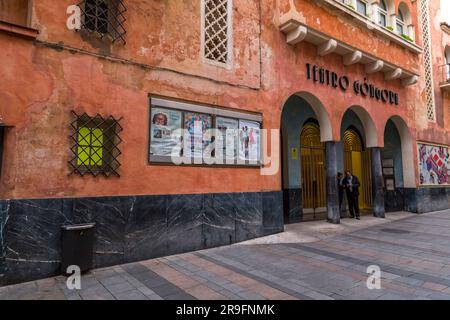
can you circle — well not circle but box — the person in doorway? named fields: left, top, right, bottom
left=342, top=170, right=361, bottom=220
left=337, top=172, right=345, bottom=218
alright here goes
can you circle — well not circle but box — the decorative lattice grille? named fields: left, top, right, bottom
left=420, top=0, right=436, bottom=121
left=77, top=0, right=127, bottom=44
left=202, top=0, right=232, bottom=65
left=69, top=111, right=123, bottom=177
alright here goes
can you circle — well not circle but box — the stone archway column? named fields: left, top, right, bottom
left=370, top=147, right=385, bottom=218
left=326, top=142, right=340, bottom=224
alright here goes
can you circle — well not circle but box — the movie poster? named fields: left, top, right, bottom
left=150, top=107, right=182, bottom=157
left=418, top=143, right=450, bottom=185
left=184, top=112, right=212, bottom=159
left=216, top=117, right=239, bottom=163
left=239, top=120, right=261, bottom=162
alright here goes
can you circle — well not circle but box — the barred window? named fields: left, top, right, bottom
left=69, top=112, right=123, bottom=177
left=419, top=0, right=436, bottom=121
left=78, top=0, right=126, bottom=44
left=201, top=0, right=233, bottom=66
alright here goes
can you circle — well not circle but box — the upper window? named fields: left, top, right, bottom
left=79, top=0, right=127, bottom=44
left=69, top=111, right=123, bottom=177
left=396, top=9, right=405, bottom=34
left=201, top=0, right=233, bottom=67
left=445, top=46, right=450, bottom=81
left=377, top=0, right=388, bottom=27
left=0, top=0, right=30, bottom=27
left=356, top=0, right=367, bottom=16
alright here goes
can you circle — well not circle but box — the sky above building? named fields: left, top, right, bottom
left=442, top=0, right=450, bottom=24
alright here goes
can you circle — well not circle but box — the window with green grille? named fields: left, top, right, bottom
left=77, top=127, right=104, bottom=166
left=70, top=111, right=123, bottom=177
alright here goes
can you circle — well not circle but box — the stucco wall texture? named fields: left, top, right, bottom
left=0, top=0, right=448, bottom=200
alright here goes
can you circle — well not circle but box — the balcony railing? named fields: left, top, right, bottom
left=439, top=64, right=450, bottom=90
left=318, top=0, right=422, bottom=54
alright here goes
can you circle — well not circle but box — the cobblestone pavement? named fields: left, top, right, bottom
left=2, top=210, right=450, bottom=300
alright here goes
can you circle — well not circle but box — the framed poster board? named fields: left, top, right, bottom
left=418, top=143, right=450, bottom=186
left=382, top=159, right=394, bottom=167
left=238, top=120, right=261, bottom=165
left=149, top=96, right=262, bottom=167
left=382, top=158, right=395, bottom=190
left=150, top=107, right=183, bottom=160
left=216, top=117, right=239, bottom=164
left=385, top=178, right=395, bottom=191
left=183, top=112, right=212, bottom=160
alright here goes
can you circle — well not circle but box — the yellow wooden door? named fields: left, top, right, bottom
left=343, top=129, right=373, bottom=210
left=300, top=123, right=326, bottom=215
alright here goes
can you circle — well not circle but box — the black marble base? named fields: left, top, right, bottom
left=385, top=188, right=405, bottom=212
left=0, top=191, right=284, bottom=286
left=326, top=142, right=340, bottom=224
left=282, top=188, right=302, bottom=224
left=404, top=187, right=450, bottom=213
left=371, top=148, right=385, bottom=218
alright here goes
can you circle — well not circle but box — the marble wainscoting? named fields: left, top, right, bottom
left=384, top=188, right=406, bottom=213
left=282, top=188, right=302, bottom=224
left=404, top=188, right=450, bottom=213
left=0, top=201, right=8, bottom=285
left=0, top=191, right=284, bottom=286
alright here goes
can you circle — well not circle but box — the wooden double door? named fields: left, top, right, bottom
left=300, top=124, right=373, bottom=220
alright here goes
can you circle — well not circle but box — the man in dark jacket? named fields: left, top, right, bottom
left=342, top=170, right=361, bottom=220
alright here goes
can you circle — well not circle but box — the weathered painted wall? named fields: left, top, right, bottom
left=0, top=0, right=447, bottom=201
left=416, top=0, right=450, bottom=144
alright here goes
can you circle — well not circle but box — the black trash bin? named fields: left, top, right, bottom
left=61, top=223, right=96, bottom=274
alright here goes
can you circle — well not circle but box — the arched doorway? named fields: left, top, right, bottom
left=382, top=116, right=415, bottom=212
left=281, top=93, right=334, bottom=223
left=300, top=121, right=326, bottom=220
left=343, top=128, right=373, bottom=210
left=339, top=106, right=378, bottom=215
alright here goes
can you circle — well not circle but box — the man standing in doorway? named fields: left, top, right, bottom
left=342, top=170, right=361, bottom=220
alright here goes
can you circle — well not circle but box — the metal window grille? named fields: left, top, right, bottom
left=202, top=0, right=232, bottom=65
left=77, top=0, right=127, bottom=44
left=69, top=111, right=123, bottom=177
left=420, top=0, right=436, bottom=121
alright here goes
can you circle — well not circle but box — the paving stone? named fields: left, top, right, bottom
left=151, top=283, right=185, bottom=298
left=422, top=282, right=448, bottom=292
left=113, top=290, right=149, bottom=300
left=394, top=276, right=424, bottom=287
left=98, top=275, right=128, bottom=287
left=105, top=281, right=136, bottom=295
left=3, top=210, right=450, bottom=300
left=136, top=286, right=163, bottom=300
left=217, top=289, right=243, bottom=300
left=79, top=287, right=115, bottom=300
left=303, top=290, right=335, bottom=300
left=236, top=290, right=266, bottom=300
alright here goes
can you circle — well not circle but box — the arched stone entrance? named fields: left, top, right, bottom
left=339, top=106, right=383, bottom=217
left=281, top=92, right=338, bottom=223
left=382, top=116, right=415, bottom=211
left=343, top=128, right=373, bottom=210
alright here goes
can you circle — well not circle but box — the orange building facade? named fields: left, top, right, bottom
left=0, top=0, right=449, bottom=285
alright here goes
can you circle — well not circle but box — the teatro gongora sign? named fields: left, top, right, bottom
left=306, top=63, right=399, bottom=106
